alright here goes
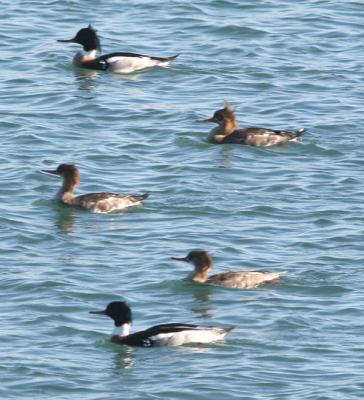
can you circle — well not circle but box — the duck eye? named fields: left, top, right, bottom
left=214, top=112, right=223, bottom=121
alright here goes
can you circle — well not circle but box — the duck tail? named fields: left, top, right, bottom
left=217, top=326, right=234, bottom=338
left=286, top=128, right=304, bottom=141
left=295, top=128, right=305, bottom=137
left=131, top=192, right=149, bottom=203
left=262, top=271, right=287, bottom=284
left=270, top=271, right=287, bottom=283
left=168, top=54, right=179, bottom=61
left=151, top=54, right=179, bottom=62
left=224, top=326, right=235, bottom=334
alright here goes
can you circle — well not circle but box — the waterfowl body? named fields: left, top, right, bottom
left=196, top=102, right=304, bottom=146
left=90, top=301, right=232, bottom=347
left=172, top=250, right=287, bottom=289
left=41, top=163, right=148, bottom=213
left=58, top=25, right=178, bottom=73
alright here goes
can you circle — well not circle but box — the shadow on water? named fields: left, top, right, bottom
left=168, top=279, right=215, bottom=319
left=112, top=346, right=135, bottom=371
left=219, top=148, right=235, bottom=169
left=110, top=339, right=215, bottom=374
left=72, top=67, right=142, bottom=93
left=53, top=205, right=77, bottom=233
left=73, top=69, right=98, bottom=93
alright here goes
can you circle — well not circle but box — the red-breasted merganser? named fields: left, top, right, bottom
left=171, top=250, right=287, bottom=289
left=58, top=25, right=178, bottom=73
left=196, top=101, right=305, bottom=146
left=90, top=301, right=233, bottom=347
left=40, top=163, right=148, bottom=213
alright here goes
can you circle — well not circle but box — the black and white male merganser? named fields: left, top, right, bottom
left=90, top=301, right=233, bottom=347
left=196, top=101, right=305, bottom=146
left=41, top=163, right=148, bottom=213
left=58, top=25, right=178, bottom=73
left=172, top=250, right=287, bottom=289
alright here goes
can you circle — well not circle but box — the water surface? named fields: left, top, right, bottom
left=1, top=1, right=364, bottom=399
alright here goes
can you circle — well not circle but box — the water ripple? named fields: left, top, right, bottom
left=1, top=0, right=364, bottom=399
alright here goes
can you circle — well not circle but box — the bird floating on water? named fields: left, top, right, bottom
left=58, top=25, right=178, bottom=73
left=90, top=301, right=233, bottom=347
left=40, top=163, right=148, bottom=213
left=171, top=250, right=287, bottom=289
left=196, top=101, right=304, bottom=146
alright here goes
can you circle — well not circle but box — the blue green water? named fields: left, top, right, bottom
left=1, top=1, right=364, bottom=399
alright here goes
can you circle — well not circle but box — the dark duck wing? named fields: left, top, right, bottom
left=114, top=323, right=232, bottom=347
left=223, top=127, right=305, bottom=146
left=74, top=192, right=149, bottom=213
left=98, top=52, right=178, bottom=62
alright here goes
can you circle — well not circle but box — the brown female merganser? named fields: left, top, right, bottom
left=90, top=301, right=233, bottom=347
left=58, top=25, right=178, bottom=74
left=171, top=250, right=287, bottom=289
left=196, top=101, right=304, bottom=146
left=41, top=163, right=148, bottom=213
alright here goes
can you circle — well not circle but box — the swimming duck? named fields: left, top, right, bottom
left=58, top=25, right=178, bottom=73
left=196, top=101, right=304, bottom=146
left=40, top=163, right=148, bottom=213
left=90, top=301, right=233, bottom=347
left=171, top=250, right=287, bottom=289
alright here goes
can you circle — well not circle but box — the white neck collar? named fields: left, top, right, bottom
left=85, top=49, right=97, bottom=57
left=112, top=323, right=131, bottom=337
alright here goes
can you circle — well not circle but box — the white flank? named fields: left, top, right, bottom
left=150, top=328, right=228, bottom=346
left=108, top=56, right=170, bottom=74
